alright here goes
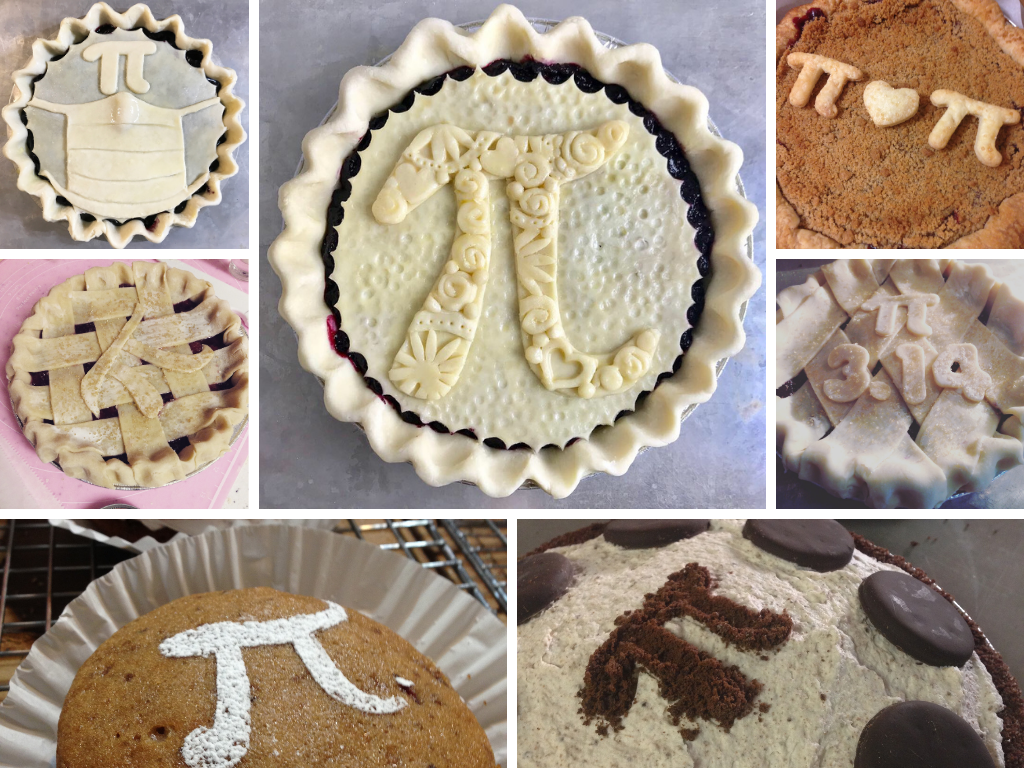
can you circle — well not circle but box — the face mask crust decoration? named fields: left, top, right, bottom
left=1, top=3, right=246, bottom=248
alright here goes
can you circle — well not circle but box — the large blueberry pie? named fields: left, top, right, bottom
left=776, top=259, right=1024, bottom=508
left=269, top=5, right=760, bottom=498
left=776, top=0, right=1024, bottom=249
left=6, top=261, right=249, bottom=489
left=2, top=3, right=246, bottom=248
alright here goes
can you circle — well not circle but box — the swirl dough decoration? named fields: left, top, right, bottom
left=376, top=120, right=660, bottom=401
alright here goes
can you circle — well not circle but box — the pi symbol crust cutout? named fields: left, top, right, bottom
left=372, top=121, right=661, bottom=402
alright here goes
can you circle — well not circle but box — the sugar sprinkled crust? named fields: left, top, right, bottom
left=1, top=2, right=246, bottom=248
left=269, top=4, right=760, bottom=498
left=518, top=520, right=1011, bottom=768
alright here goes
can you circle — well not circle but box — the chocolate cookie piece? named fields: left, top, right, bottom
left=855, top=700, right=996, bottom=768
left=518, top=552, right=574, bottom=625
left=742, top=519, right=854, bottom=572
left=603, top=520, right=710, bottom=549
left=859, top=570, right=974, bottom=667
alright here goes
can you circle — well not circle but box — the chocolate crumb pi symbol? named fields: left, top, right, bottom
left=578, top=563, right=792, bottom=741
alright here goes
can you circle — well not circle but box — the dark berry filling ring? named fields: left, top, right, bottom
left=322, top=60, right=715, bottom=452
left=17, top=24, right=226, bottom=230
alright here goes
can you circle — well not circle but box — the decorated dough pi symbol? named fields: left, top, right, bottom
left=373, top=121, right=660, bottom=401
left=160, top=603, right=406, bottom=768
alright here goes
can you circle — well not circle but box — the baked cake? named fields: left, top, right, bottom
left=269, top=5, right=760, bottom=497
left=57, top=588, right=496, bottom=768
left=517, top=520, right=1022, bottom=768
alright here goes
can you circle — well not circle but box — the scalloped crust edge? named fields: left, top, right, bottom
left=775, top=0, right=1024, bottom=250
left=1, top=2, right=246, bottom=249
left=270, top=4, right=760, bottom=499
left=5, top=262, right=249, bottom=489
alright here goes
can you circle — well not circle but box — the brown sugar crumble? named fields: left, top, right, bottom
left=776, top=0, right=1024, bottom=247
left=577, top=564, right=793, bottom=742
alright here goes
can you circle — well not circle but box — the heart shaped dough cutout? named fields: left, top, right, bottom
left=864, top=81, right=920, bottom=127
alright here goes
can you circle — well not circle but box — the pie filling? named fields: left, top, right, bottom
left=776, top=0, right=1024, bottom=247
left=19, top=23, right=228, bottom=231
left=321, top=60, right=715, bottom=450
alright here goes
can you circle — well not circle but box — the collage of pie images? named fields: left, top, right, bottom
left=2, top=0, right=1024, bottom=512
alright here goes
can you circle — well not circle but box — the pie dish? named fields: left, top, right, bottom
left=776, top=258, right=1024, bottom=508
left=269, top=5, right=760, bottom=498
left=775, top=0, right=1024, bottom=249
left=6, top=261, right=249, bottom=489
left=1, top=3, right=246, bottom=248
left=517, top=519, right=1023, bottom=768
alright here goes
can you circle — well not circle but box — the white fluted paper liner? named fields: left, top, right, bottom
left=49, top=519, right=341, bottom=554
left=0, top=525, right=507, bottom=768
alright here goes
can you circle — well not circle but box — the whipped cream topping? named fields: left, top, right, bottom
left=517, top=520, right=1005, bottom=768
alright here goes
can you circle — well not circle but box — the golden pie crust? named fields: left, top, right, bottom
left=776, top=0, right=1024, bottom=249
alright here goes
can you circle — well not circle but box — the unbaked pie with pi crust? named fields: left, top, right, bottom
left=777, top=259, right=1024, bottom=508
left=270, top=5, right=760, bottom=498
left=6, top=261, right=249, bottom=489
left=1, top=3, right=246, bottom=248
left=776, top=0, right=1024, bottom=249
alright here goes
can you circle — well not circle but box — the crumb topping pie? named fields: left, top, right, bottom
left=6, top=262, right=249, bottom=489
left=776, top=0, right=1024, bottom=249
left=1, top=3, right=246, bottom=248
left=777, top=259, right=1024, bottom=508
left=269, top=5, right=760, bottom=498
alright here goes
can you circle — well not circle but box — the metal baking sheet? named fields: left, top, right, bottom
left=516, top=518, right=1024, bottom=689
left=259, top=0, right=767, bottom=509
left=0, top=0, right=249, bottom=249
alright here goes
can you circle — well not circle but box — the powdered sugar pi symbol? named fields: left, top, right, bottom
left=159, top=601, right=406, bottom=768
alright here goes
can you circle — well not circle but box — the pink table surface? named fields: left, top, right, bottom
left=0, top=259, right=248, bottom=510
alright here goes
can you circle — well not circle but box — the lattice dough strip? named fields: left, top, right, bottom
left=963, top=323, right=1024, bottom=412
left=133, top=297, right=235, bottom=348
left=51, top=418, right=124, bottom=458
left=159, top=391, right=239, bottom=442
left=117, top=401, right=184, bottom=488
left=43, top=290, right=92, bottom=426
left=776, top=284, right=848, bottom=388
left=820, top=259, right=881, bottom=315
left=917, top=390, right=1005, bottom=498
left=10, top=333, right=102, bottom=372
left=68, top=287, right=139, bottom=324
left=776, top=385, right=830, bottom=473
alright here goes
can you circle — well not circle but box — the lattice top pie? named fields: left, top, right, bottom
left=269, top=5, right=760, bottom=498
left=1, top=3, right=246, bottom=248
left=777, top=259, right=1024, bottom=508
left=6, top=262, right=249, bottom=489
